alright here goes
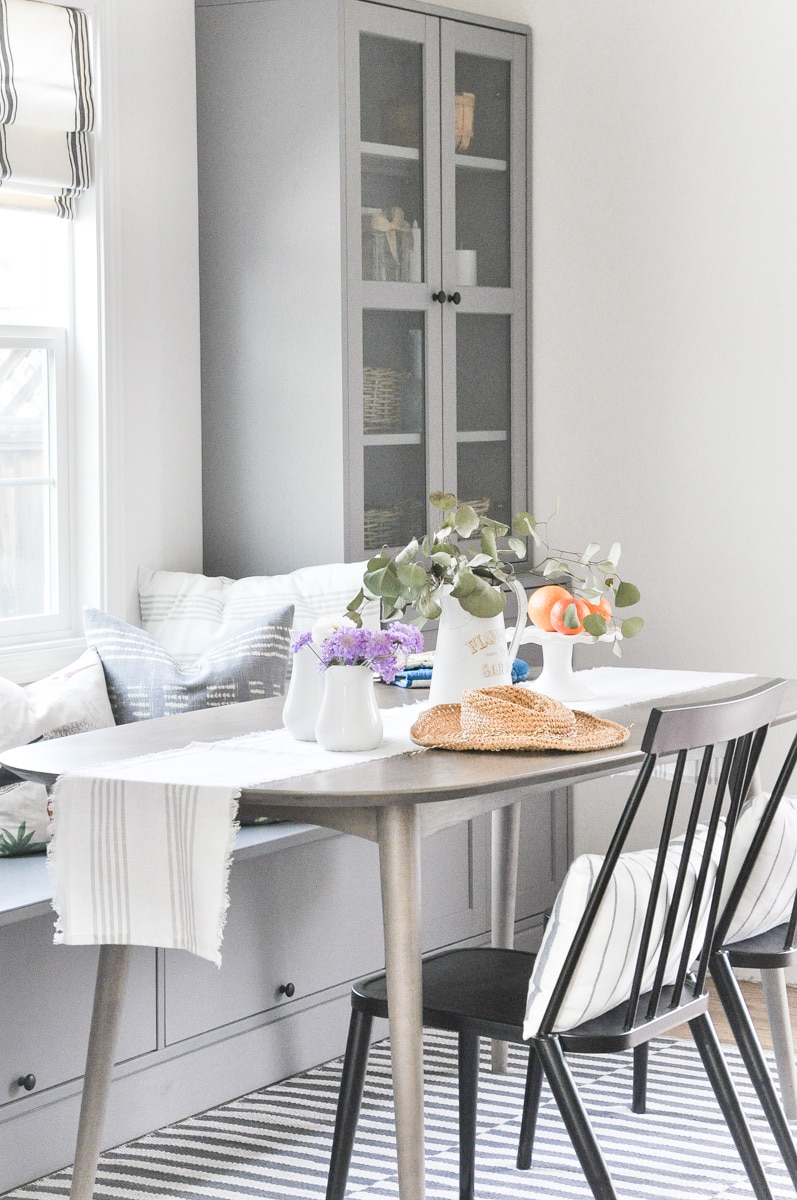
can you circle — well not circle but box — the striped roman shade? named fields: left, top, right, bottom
left=0, top=0, right=94, bottom=217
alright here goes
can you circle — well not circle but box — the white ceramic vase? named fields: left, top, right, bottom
left=282, top=643, right=325, bottom=741
left=428, top=577, right=528, bottom=706
left=315, top=664, right=384, bottom=752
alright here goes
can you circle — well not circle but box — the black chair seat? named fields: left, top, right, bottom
left=725, top=922, right=797, bottom=970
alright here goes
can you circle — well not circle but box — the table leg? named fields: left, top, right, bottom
left=491, top=802, right=521, bottom=1073
left=760, top=967, right=797, bottom=1120
left=69, top=944, right=132, bottom=1200
left=377, top=803, right=425, bottom=1200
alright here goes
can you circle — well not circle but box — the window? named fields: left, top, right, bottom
left=0, top=208, right=73, bottom=643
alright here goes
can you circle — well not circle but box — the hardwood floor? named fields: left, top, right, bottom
left=670, top=978, right=797, bottom=1048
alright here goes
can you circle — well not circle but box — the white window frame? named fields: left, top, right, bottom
left=0, top=326, right=71, bottom=641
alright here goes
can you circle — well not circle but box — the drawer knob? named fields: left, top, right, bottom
left=278, top=982, right=295, bottom=998
left=447, top=291, right=461, bottom=305
left=17, top=1074, right=36, bottom=1092
left=431, top=290, right=446, bottom=304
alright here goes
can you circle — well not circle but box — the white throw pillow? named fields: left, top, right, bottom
left=0, top=649, right=115, bottom=856
left=137, top=562, right=380, bottom=666
left=720, top=791, right=797, bottom=944
left=523, top=824, right=722, bottom=1038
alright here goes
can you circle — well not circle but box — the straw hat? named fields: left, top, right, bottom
left=410, top=685, right=630, bottom=752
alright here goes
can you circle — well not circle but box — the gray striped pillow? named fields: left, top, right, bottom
left=84, top=606, right=293, bottom=725
left=721, top=792, right=797, bottom=944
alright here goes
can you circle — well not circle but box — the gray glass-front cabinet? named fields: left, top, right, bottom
left=348, top=4, right=528, bottom=555
left=196, top=0, right=529, bottom=576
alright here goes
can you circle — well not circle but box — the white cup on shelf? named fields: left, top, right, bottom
left=454, top=249, right=477, bottom=286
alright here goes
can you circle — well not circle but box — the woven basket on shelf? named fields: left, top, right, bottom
left=461, top=497, right=490, bottom=517
left=363, top=367, right=408, bottom=433
left=363, top=506, right=403, bottom=548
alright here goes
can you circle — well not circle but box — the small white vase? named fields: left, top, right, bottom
left=282, top=643, right=325, bottom=741
left=315, top=664, right=384, bottom=752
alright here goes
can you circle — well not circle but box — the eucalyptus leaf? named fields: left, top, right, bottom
left=416, top=591, right=443, bottom=620
left=458, top=578, right=506, bottom=617
left=615, top=581, right=641, bottom=607
left=561, top=602, right=581, bottom=631
left=395, top=538, right=419, bottom=567
left=613, top=638, right=623, bottom=658
left=607, top=542, right=621, bottom=567
left=397, top=562, right=428, bottom=591
left=431, top=491, right=457, bottom=511
left=451, top=567, right=478, bottom=597
left=579, top=542, right=600, bottom=563
left=507, top=536, right=526, bottom=557
left=512, top=512, right=536, bottom=536
left=453, top=505, right=480, bottom=537
left=621, top=615, right=644, bottom=638
left=481, top=527, right=498, bottom=559
left=582, top=612, right=607, bottom=637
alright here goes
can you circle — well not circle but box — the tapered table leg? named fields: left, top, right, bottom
left=70, top=944, right=132, bottom=1200
left=377, top=803, right=425, bottom=1200
left=761, top=967, right=797, bottom=1120
left=491, top=802, right=521, bottom=1073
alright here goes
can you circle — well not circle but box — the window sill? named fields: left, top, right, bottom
left=0, top=637, right=87, bottom=686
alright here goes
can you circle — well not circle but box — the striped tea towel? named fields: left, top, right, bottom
left=46, top=706, right=423, bottom=964
left=394, top=658, right=530, bottom=689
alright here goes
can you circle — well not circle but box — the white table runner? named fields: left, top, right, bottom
left=47, top=706, right=422, bottom=964
left=46, top=671, right=752, bottom=964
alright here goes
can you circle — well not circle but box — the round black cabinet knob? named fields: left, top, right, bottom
left=431, top=290, right=446, bottom=304
left=447, top=291, right=461, bottom=305
left=17, top=1074, right=36, bottom=1092
left=278, top=982, right=295, bottom=998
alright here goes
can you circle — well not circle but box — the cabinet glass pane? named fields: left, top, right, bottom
left=363, top=309, right=426, bottom=551
left=456, top=313, right=511, bottom=524
left=454, top=53, right=510, bottom=288
left=360, top=34, right=424, bottom=284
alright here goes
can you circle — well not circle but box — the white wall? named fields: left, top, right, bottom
left=436, top=0, right=797, bottom=691
left=101, top=0, right=203, bottom=622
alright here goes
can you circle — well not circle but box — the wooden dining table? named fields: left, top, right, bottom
left=4, top=671, right=797, bottom=1200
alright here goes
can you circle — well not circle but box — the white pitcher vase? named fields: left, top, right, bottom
left=428, top=577, right=528, bottom=706
left=315, top=664, right=384, bottom=752
left=282, top=642, right=325, bottom=741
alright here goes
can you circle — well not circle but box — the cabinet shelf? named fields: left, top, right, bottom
left=362, top=140, right=420, bottom=161
left=455, top=153, right=507, bottom=172
left=364, top=433, right=423, bottom=446
left=456, top=430, right=508, bottom=443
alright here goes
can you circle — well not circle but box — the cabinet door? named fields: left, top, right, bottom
left=345, top=2, right=529, bottom=559
left=440, top=22, right=528, bottom=527
left=0, top=915, right=156, bottom=1106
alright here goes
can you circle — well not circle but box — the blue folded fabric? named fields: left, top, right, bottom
left=393, top=658, right=530, bottom=689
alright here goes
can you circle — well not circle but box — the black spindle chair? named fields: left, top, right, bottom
left=325, top=680, right=787, bottom=1200
left=631, top=730, right=797, bottom=1193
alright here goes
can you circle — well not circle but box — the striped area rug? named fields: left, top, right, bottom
left=6, top=1033, right=795, bottom=1200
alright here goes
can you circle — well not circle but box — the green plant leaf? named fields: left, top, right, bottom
left=395, top=537, right=419, bottom=567
left=453, top=504, right=480, bottom=537
left=506, top=536, right=526, bottom=557
left=397, top=562, right=428, bottom=592
left=579, top=542, right=600, bottom=563
left=512, top=511, right=535, bottom=536
left=560, top=602, right=581, bottom=630
left=458, top=577, right=506, bottom=617
left=430, top=491, right=457, bottom=511
left=582, top=612, right=607, bottom=637
left=451, top=567, right=478, bottom=597
left=480, top=527, right=498, bottom=560
left=607, top=541, right=621, bottom=567
left=416, top=590, right=442, bottom=620
left=621, top=615, right=644, bottom=638
left=615, top=581, right=641, bottom=607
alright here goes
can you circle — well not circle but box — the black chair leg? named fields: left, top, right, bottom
left=632, top=1043, right=648, bottom=1113
left=516, top=1046, right=543, bottom=1170
left=457, top=1030, right=479, bottom=1200
left=326, top=1009, right=374, bottom=1200
left=689, top=1011, right=775, bottom=1200
left=533, top=1035, right=619, bottom=1200
left=709, top=952, right=797, bottom=1190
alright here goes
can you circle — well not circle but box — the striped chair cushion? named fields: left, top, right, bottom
left=137, top=563, right=379, bottom=667
left=84, top=606, right=294, bottom=725
left=523, top=824, right=721, bottom=1038
left=721, top=791, right=797, bottom=944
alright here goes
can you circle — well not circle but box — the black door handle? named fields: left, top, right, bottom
left=431, top=290, right=446, bottom=303
left=447, top=292, right=461, bottom=305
